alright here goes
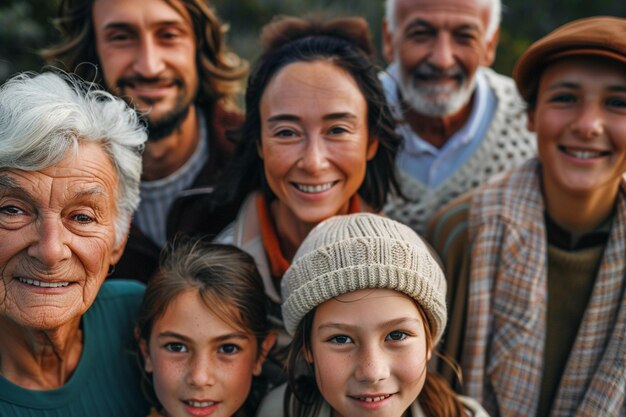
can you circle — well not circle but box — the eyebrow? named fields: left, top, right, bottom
left=403, top=19, right=435, bottom=33
left=545, top=81, right=579, bottom=91
left=0, top=175, right=34, bottom=203
left=156, top=331, right=251, bottom=343
left=0, top=174, right=107, bottom=201
left=266, top=112, right=358, bottom=123
left=0, top=175, right=21, bottom=189
left=317, top=317, right=422, bottom=331
left=73, top=187, right=108, bottom=199
left=403, top=19, right=480, bottom=34
left=546, top=82, right=626, bottom=93
left=102, top=20, right=186, bottom=32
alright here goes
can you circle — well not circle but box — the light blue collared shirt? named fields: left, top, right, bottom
left=380, top=64, right=497, bottom=188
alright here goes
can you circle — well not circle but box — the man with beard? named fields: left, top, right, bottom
left=381, top=0, right=536, bottom=233
left=44, top=0, right=247, bottom=281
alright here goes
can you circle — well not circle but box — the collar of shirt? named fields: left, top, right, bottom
left=545, top=210, right=613, bottom=250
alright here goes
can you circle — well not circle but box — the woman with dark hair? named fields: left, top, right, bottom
left=210, top=16, right=402, bottom=343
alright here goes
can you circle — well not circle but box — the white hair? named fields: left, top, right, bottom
left=0, top=71, right=146, bottom=245
left=385, top=0, right=501, bottom=41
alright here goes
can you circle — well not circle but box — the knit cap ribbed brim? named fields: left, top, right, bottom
left=281, top=213, right=447, bottom=344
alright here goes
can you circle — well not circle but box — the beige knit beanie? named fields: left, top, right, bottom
left=282, top=213, right=447, bottom=343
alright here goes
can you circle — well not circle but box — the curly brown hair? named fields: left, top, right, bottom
left=42, top=0, right=247, bottom=109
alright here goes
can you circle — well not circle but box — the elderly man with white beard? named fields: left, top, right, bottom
left=380, top=0, right=536, bottom=233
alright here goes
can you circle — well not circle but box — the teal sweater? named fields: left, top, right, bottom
left=0, top=280, right=151, bottom=417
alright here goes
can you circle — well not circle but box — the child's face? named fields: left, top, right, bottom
left=139, top=290, right=271, bottom=417
left=307, top=289, right=431, bottom=417
left=529, top=57, right=626, bottom=201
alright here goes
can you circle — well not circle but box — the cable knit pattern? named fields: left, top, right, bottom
left=384, top=68, right=536, bottom=233
left=281, top=213, right=447, bottom=342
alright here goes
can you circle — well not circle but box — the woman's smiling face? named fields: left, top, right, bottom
left=0, top=142, right=124, bottom=331
left=258, top=60, right=378, bottom=227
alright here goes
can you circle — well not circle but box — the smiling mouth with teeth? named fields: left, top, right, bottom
left=294, top=182, right=336, bottom=193
left=185, top=400, right=217, bottom=407
left=559, top=146, right=610, bottom=159
left=18, top=277, right=70, bottom=288
left=353, top=394, right=392, bottom=402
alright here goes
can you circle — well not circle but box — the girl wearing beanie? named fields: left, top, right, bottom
left=257, top=213, right=489, bottom=417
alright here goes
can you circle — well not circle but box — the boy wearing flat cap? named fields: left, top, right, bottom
left=427, top=17, right=626, bottom=417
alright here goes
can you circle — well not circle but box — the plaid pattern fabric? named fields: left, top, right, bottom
left=464, top=159, right=625, bottom=417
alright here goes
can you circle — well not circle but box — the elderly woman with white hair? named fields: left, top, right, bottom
left=0, top=71, right=149, bottom=416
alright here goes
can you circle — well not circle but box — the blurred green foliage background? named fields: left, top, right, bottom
left=1, top=0, right=624, bottom=84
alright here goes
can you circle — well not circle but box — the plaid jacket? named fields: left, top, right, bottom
left=464, top=159, right=625, bottom=417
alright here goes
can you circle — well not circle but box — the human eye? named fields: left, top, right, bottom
left=71, top=212, right=95, bottom=224
left=275, top=128, right=299, bottom=138
left=328, top=125, right=350, bottom=135
left=0, top=200, right=32, bottom=228
left=218, top=343, right=241, bottom=355
left=328, top=334, right=353, bottom=345
left=606, top=95, right=626, bottom=110
left=548, top=92, right=577, bottom=104
left=164, top=342, right=188, bottom=353
left=0, top=205, right=25, bottom=216
left=385, top=331, right=408, bottom=342
left=455, top=30, right=478, bottom=43
left=406, top=26, right=432, bottom=41
left=158, top=27, right=184, bottom=42
left=106, top=30, right=135, bottom=43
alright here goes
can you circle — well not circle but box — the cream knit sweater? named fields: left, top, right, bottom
left=382, top=67, right=536, bottom=234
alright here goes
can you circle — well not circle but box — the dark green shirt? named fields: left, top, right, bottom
left=0, top=280, right=150, bottom=417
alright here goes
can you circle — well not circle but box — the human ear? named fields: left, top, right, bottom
left=138, top=337, right=154, bottom=373
left=303, top=345, right=314, bottom=365
left=527, top=109, right=536, bottom=132
left=109, top=229, right=129, bottom=265
left=256, top=140, right=264, bottom=160
left=253, top=331, right=277, bottom=376
left=366, top=135, right=379, bottom=161
left=481, top=28, right=500, bottom=67
left=382, top=20, right=395, bottom=64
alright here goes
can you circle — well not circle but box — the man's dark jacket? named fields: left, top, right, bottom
left=112, top=103, right=244, bottom=282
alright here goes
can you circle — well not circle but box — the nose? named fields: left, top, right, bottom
left=571, top=101, right=605, bottom=140
left=354, top=345, right=390, bottom=383
left=298, top=135, right=330, bottom=173
left=186, top=353, right=217, bottom=387
left=27, top=215, right=72, bottom=267
left=428, top=33, right=456, bottom=70
left=133, top=36, right=165, bottom=78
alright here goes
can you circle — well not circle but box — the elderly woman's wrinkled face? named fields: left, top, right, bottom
left=0, top=142, right=125, bottom=330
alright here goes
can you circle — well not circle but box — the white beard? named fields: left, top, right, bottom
left=395, top=58, right=477, bottom=117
